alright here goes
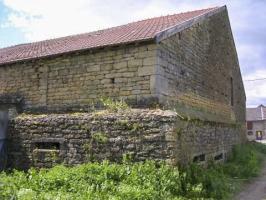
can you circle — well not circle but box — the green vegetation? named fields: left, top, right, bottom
left=100, top=97, right=129, bottom=112
left=82, top=132, right=108, bottom=162
left=1, top=142, right=266, bottom=200
left=115, top=120, right=141, bottom=132
left=92, top=132, right=108, bottom=144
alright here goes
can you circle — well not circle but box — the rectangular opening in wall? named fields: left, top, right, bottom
left=214, top=153, right=223, bottom=161
left=247, top=131, right=253, bottom=136
left=230, top=77, right=234, bottom=106
left=256, top=131, right=263, bottom=140
left=178, top=32, right=182, bottom=40
left=111, top=78, right=115, bottom=84
left=247, top=121, right=253, bottom=130
left=35, top=142, right=60, bottom=150
left=193, top=154, right=205, bottom=163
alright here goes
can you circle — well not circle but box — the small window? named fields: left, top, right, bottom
left=35, top=142, right=60, bottom=150
left=247, top=131, right=253, bottom=136
left=178, top=32, right=182, bottom=40
left=247, top=121, right=253, bottom=130
left=193, top=154, right=205, bottom=163
left=111, top=78, right=115, bottom=84
left=230, top=77, right=234, bottom=106
left=214, top=153, right=223, bottom=161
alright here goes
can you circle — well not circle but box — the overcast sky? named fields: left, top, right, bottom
left=0, top=0, right=265, bottom=107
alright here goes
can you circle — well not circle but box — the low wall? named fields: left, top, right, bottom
left=7, top=109, right=245, bottom=169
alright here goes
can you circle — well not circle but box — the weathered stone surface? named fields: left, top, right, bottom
left=0, top=9, right=245, bottom=126
left=7, top=109, right=244, bottom=169
left=0, top=9, right=246, bottom=170
left=0, top=43, right=157, bottom=111
left=138, top=66, right=155, bottom=76
left=155, top=10, right=246, bottom=124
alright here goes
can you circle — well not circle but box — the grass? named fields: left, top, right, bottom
left=1, top=142, right=266, bottom=200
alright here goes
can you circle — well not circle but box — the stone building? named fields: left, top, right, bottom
left=0, top=6, right=246, bottom=169
left=246, top=105, right=266, bottom=141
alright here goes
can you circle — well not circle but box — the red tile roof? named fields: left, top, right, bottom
left=0, top=7, right=218, bottom=65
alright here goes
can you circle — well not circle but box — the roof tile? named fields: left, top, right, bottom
left=247, top=105, right=266, bottom=121
left=0, top=7, right=217, bottom=65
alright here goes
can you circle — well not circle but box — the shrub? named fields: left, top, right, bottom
left=1, top=142, right=266, bottom=200
left=0, top=161, right=182, bottom=200
left=223, top=142, right=266, bottom=179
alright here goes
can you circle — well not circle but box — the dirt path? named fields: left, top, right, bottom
left=235, top=162, right=266, bottom=200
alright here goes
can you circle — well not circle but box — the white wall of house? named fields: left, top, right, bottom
left=247, top=120, right=266, bottom=141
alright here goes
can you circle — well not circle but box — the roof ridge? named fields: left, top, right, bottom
left=155, top=6, right=221, bottom=39
left=123, top=6, right=218, bottom=25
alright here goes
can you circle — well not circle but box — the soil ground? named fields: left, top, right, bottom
left=234, top=162, right=266, bottom=200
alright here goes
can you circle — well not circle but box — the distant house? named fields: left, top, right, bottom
left=246, top=105, right=266, bottom=140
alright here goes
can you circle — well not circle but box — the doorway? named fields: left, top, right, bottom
left=0, top=110, right=8, bottom=171
left=256, top=131, right=263, bottom=140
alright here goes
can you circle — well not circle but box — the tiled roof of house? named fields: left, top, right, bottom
left=246, top=105, right=266, bottom=121
left=0, top=7, right=219, bottom=66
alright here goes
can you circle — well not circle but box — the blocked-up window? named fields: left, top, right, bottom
left=193, top=154, right=205, bottom=163
left=33, top=140, right=63, bottom=168
left=247, top=121, right=253, bottom=130
left=214, top=153, right=223, bottom=161
left=35, top=142, right=60, bottom=150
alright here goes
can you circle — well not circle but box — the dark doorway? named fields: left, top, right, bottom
left=0, top=111, right=8, bottom=171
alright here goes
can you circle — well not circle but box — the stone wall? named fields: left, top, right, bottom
left=0, top=9, right=245, bottom=120
left=0, top=42, right=157, bottom=112
left=7, top=109, right=244, bottom=169
left=1, top=8, right=246, bottom=169
left=155, top=9, right=246, bottom=124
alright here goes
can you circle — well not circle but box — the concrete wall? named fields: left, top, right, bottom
left=0, top=42, right=157, bottom=112
left=7, top=109, right=244, bottom=169
left=155, top=9, right=246, bottom=124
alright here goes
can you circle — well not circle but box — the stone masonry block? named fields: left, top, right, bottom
left=114, top=61, right=127, bottom=70
left=87, top=65, right=100, bottom=72
left=138, top=66, right=155, bottom=76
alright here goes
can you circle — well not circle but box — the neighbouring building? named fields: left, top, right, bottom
left=0, top=6, right=246, bottom=169
left=246, top=105, right=266, bottom=141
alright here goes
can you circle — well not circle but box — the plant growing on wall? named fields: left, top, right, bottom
left=92, top=132, right=108, bottom=144
left=83, top=131, right=108, bottom=162
left=100, top=97, right=129, bottom=112
left=83, top=141, right=93, bottom=162
left=115, top=120, right=141, bottom=132
left=32, top=149, right=59, bottom=168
